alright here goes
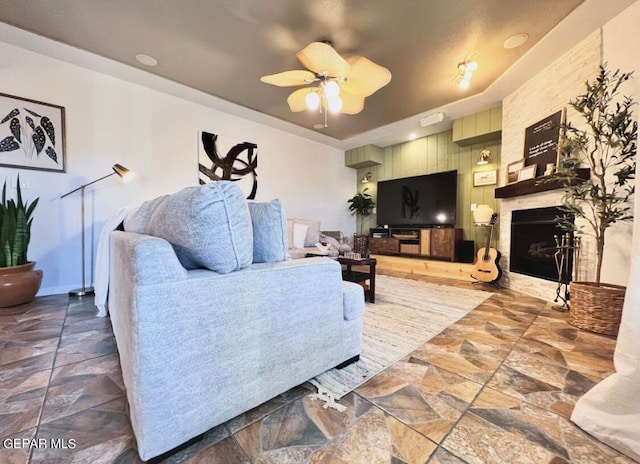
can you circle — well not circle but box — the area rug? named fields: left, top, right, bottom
left=311, top=275, right=494, bottom=402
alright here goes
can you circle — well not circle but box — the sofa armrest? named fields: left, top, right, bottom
left=110, top=230, right=188, bottom=286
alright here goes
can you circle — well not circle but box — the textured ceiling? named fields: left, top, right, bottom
left=0, top=0, right=586, bottom=141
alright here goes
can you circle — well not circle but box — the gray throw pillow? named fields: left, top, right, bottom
left=247, top=199, right=288, bottom=263
left=146, top=182, right=253, bottom=273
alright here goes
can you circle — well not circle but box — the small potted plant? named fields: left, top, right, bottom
left=347, top=187, right=375, bottom=257
left=0, top=175, right=42, bottom=307
left=556, top=65, right=636, bottom=335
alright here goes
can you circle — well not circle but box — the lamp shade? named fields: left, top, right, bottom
left=112, top=163, right=133, bottom=181
left=473, top=205, right=494, bottom=224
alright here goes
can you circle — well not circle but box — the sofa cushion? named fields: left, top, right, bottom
left=123, top=195, right=168, bottom=234
left=287, top=219, right=320, bottom=248
left=247, top=199, right=288, bottom=263
left=292, top=223, right=308, bottom=249
left=146, top=182, right=253, bottom=273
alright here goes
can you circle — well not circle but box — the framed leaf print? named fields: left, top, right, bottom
left=0, top=93, right=66, bottom=173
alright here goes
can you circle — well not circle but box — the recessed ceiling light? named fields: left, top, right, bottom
left=503, top=33, right=529, bottom=49
left=313, top=123, right=325, bottom=130
left=136, top=54, right=158, bottom=66
left=408, top=133, right=417, bottom=140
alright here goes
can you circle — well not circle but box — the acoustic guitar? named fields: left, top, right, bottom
left=471, top=213, right=502, bottom=283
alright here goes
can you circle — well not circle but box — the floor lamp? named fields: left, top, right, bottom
left=61, top=163, right=134, bottom=296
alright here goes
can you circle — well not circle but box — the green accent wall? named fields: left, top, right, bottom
left=347, top=130, right=501, bottom=252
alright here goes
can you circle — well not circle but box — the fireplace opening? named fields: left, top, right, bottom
left=510, top=207, right=574, bottom=282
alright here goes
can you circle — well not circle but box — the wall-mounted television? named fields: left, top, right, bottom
left=376, top=170, right=457, bottom=227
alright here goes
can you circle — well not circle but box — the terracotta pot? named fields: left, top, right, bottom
left=0, top=262, right=43, bottom=308
left=569, top=281, right=625, bottom=336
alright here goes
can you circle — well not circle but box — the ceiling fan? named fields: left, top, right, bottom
left=260, top=41, right=391, bottom=127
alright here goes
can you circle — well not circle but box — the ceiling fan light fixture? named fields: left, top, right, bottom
left=305, top=91, right=320, bottom=110
left=261, top=41, right=391, bottom=126
left=327, top=96, right=343, bottom=113
left=323, top=80, right=340, bottom=99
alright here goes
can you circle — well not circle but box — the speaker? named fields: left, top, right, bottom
left=455, top=240, right=475, bottom=263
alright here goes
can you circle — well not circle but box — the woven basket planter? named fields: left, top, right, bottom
left=569, top=281, right=626, bottom=336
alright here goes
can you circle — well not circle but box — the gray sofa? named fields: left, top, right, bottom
left=107, top=182, right=364, bottom=461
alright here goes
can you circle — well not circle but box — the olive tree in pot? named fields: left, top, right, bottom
left=556, top=65, right=637, bottom=335
left=347, top=188, right=375, bottom=257
left=0, top=175, right=43, bottom=308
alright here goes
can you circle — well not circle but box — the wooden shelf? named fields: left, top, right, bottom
left=494, top=168, right=590, bottom=199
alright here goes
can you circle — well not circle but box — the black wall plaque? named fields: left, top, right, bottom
left=523, top=110, right=564, bottom=176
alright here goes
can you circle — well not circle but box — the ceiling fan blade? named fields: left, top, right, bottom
left=338, top=89, right=365, bottom=115
left=296, top=42, right=351, bottom=77
left=341, top=55, right=392, bottom=97
left=260, top=70, right=316, bottom=87
left=287, top=88, right=315, bottom=112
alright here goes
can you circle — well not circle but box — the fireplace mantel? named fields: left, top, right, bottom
left=494, top=168, right=590, bottom=199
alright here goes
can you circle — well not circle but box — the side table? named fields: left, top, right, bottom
left=337, top=256, right=377, bottom=303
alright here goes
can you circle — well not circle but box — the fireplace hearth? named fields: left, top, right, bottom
left=510, top=207, right=574, bottom=282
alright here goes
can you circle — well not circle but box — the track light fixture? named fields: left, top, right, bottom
left=456, top=59, right=478, bottom=89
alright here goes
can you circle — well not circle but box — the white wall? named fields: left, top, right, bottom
left=0, top=40, right=356, bottom=296
left=600, top=1, right=640, bottom=285
left=499, top=1, right=640, bottom=300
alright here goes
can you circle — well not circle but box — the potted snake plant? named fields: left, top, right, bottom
left=0, top=175, right=43, bottom=307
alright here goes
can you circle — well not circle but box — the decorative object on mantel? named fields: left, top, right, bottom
left=0, top=93, right=66, bottom=173
left=505, top=159, right=524, bottom=184
left=347, top=187, right=375, bottom=258
left=517, top=164, right=536, bottom=182
left=544, top=163, right=556, bottom=176
left=556, top=65, right=637, bottom=336
left=523, top=109, right=564, bottom=177
left=0, top=175, right=42, bottom=307
left=61, top=164, right=134, bottom=297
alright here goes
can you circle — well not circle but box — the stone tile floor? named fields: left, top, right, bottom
left=0, top=272, right=633, bottom=463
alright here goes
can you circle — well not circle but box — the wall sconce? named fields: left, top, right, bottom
left=477, top=149, right=491, bottom=165
left=361, top=172, right=372, bottom=183
left=456, top=59, right=478, bottom=89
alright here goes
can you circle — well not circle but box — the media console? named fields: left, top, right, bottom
left=369, top=227, right=463, bottom=262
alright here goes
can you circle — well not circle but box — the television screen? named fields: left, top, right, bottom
left=376, top=170, right=457, bottom=227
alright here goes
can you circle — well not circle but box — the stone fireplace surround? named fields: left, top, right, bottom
left=497, top=29, right=602, bottom=302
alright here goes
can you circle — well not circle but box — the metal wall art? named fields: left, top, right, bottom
left=198, top=131, right=258, bottom=199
